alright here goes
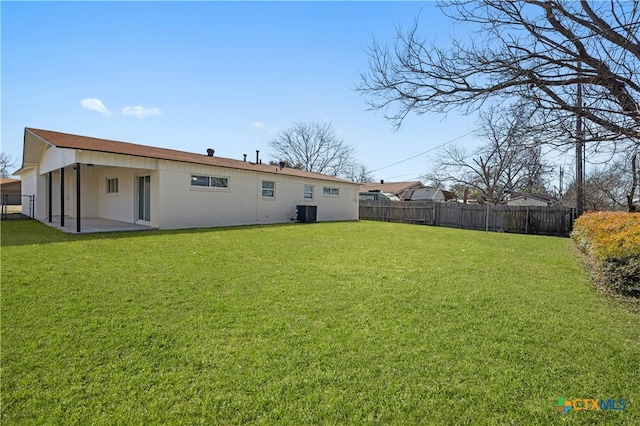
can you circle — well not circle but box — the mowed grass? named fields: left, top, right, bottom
left=1, top=220, right=639, bottom=425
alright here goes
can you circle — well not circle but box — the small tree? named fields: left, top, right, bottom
left=269, top=122, right=356, bottom=178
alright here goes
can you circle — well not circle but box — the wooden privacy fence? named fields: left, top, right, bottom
left=359, top=200, right=576, bottom=237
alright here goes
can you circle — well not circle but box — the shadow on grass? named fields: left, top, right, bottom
left=0, top=218, right=327, bottom=248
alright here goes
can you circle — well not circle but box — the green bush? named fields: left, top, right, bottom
left=601, top=257, right=640, bottom=297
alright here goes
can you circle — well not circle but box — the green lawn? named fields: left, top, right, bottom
left=1, top=219, right=638, bottom=424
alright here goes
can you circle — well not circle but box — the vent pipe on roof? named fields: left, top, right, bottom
left=380, top=179, right=384, bottom=184
left=256, top=150, right=260, bottom=164
left=207, top=148, right=215, bottom=157
left=243, top=154, right=247, bottom=162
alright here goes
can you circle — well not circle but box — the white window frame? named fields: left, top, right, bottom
left=191, top=175, right=210, bottom=187
left=191, top=175, right=230, bottom=190
left=106, top=178, right=119, bottom=194
left=210, top=176, right=229, bottom=188
left=262, top=180, right=275, bottom=198
left=304, top=184, right=314, bottom=200
left=323, top=186, right=340, bottom=197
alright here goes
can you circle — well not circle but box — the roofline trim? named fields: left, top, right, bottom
left=24, top=128, right=358, bottom=185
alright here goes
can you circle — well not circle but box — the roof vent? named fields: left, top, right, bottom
left=380, top=179, right=384, bottom=184
left=206, top=148, right=215, bottom=157
left=279, top=161, right=286, bottom=169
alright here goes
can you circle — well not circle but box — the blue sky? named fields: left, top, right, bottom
left=2, top=1, right=482, bottom=182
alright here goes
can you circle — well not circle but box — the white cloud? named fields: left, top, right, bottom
left=80, top=98, right=111, bottom=117
left=251, top=120, right=279, bottom=134
left=121, top=106, right=162, bottom=119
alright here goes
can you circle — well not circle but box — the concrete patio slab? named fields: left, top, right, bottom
left=42, top=217, right=157, bottom=234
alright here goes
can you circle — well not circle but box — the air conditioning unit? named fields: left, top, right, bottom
left=296, top=205, right=317, bottom=223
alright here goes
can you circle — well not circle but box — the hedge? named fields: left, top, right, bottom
left=572, top=211, right=640, bottom=297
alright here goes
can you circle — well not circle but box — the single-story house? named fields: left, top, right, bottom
left=15, top=128, right=360, bottom=232
left=359, top=181, right=425, bottom=201
left=359, top=191, right=401, bottom=202
left=0, top=178, right=22, bottom=204
left=504, top=192, right=554, bottom=207
left=410, top=187, right=457, bottom=202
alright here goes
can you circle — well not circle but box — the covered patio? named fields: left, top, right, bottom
left=42, top=217, right=156, bottom=234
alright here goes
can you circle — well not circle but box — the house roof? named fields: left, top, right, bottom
left=0, top=178, right=21, bottom=185
left=506, top=195, right=552, bottom=204
left=359, top=181, right=424, bottom=195
left=509, top=191, right=553, bottom=202
left=24, top=128, right=355, bottom=184
left=441, top=189, right=457, bottom=201
left=407, top=187, right=458, bottom=201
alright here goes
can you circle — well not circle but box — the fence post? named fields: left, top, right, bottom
left=525, top=206, right=529, bottom=234
left=485, top=204, right=489, bottom=232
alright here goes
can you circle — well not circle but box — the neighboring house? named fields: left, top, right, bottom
left=359, top=181, right=425, bottom=201
left=359, top=191, right=401, bottom=202
left=0, top=178, right=22, bottom=204
left=410, top=187, right=457, bottom=202
left=505, top=192, right=554, bottom=207
left=15, top=128, right=359, bottom=231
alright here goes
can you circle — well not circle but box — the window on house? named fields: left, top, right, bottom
left=211, top=177, right=229, bottom=188
left=191, top=175, right=210, bottom=187
left=106, top=178, right=119, bottom=194
left=262, top=181, right=275, bottom=198
left=304, top=184, right=314, bottom=199
left=191, top=175, right=229, bottom=189
left=323, top=186, right=340, bottom=196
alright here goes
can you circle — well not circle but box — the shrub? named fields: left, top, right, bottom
left=572, top=211, right=640, bottom=296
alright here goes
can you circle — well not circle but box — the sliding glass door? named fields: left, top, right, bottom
left=137, top=175, right=151, bottom=222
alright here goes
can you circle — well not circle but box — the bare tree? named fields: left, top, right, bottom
left=1, top=152, right=17, bottom=178
left=426, top=144, right=507, bottom=204
left=425, top=106, right=553, bottom=203
left=358, top=1, right=640, bottom=146
left=563, top=149, right=639, bottom=211
left=344, top=163, right=375, bottom=183
left=269, top=122, right=356, bottom=178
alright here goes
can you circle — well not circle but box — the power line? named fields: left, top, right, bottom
left=370, top=131, right=474, bottom=173
left=380, top=173, right=423, bottom=180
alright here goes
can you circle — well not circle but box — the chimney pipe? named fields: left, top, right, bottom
left=243, top=154, right=247, bottom=162
left=206, top=148, right=215, bottom=157
left=380, top=179, right=384, bottom=184
left=256, top=150, right=260, bottom=164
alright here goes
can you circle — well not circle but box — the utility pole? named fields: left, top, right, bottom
left=576, top=62, right=585, bottom=216
left=559, top=166, right=564, bottom=200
